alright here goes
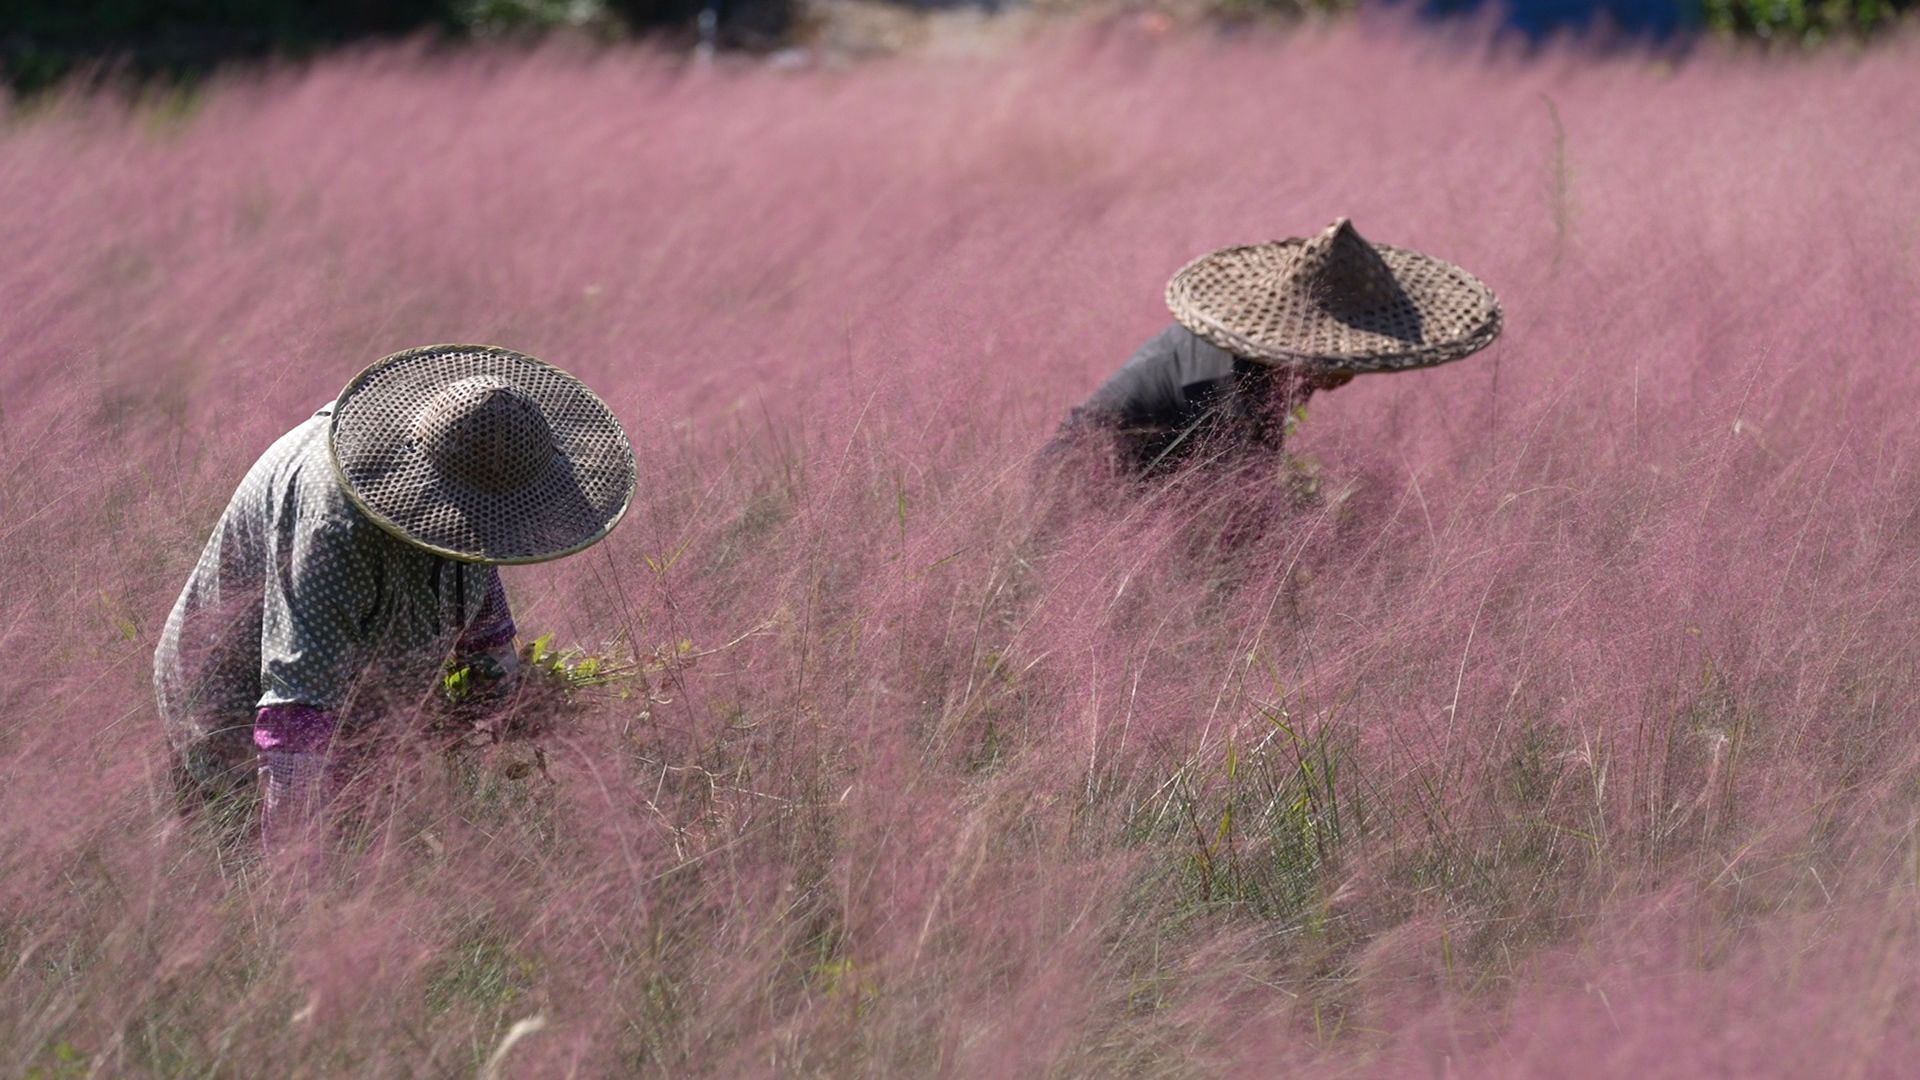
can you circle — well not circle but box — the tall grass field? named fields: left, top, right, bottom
left=4, top=20, right=1920, bottom=1076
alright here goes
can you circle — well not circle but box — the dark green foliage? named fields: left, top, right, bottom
left=0, top=0, right=792, bottom=94
left=607, top=0, right=792, bottom=47
left=0, top=0, right=453, bottom=91
left=1700, top=0, right=1912, bottom=41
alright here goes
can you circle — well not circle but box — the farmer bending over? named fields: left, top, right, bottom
left=1043, top=218, right=1502, bottom=476
left=153, top=345, right=637, bottom=848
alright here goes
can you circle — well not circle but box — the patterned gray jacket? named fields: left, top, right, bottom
left=153, top=402, right=517, bottom=793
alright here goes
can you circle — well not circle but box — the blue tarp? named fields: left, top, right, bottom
left=1419, top=0, right=1699, bottom=37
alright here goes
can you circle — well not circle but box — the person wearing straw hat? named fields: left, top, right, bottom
left=152, top=345, right=637, bottom=848
left=1043, top=218, right=1502, bottom=477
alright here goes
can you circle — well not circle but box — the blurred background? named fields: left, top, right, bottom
left=3, top=0, right=1913, bottom=95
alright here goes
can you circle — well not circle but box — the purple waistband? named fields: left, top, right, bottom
left=254, top=703, right=338, bottom=755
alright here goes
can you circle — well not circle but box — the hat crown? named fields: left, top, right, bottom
left=411, top=376, right=556, bottom=495
left=1285, top=218, right=1404, bottom=319
left=1164, top=219, right=1499, bottom=372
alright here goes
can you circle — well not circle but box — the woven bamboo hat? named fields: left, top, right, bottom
left=329, top=345, right=638, bottom=564
left=1165, top=218, right=1502, bottom=373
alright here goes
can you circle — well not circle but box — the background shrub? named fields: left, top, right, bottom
left=1700, top=0, right=1911, bottom=41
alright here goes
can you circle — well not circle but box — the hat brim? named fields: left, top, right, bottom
left=330, top=345, right=637, bottom=565
left=1166, top=241, right=1502, bottom=374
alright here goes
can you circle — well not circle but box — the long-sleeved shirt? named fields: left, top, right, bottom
left=154, top=401, right=516, bottom=791
left=1048, top=323, right=1299, bottom=474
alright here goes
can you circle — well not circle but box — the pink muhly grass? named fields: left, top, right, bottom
left=3, top=17, right=1920, bottom=1077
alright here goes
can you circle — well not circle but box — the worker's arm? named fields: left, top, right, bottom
left=450, top=566, right=520, bottom=701
left=253, top=506, right=383, bottom=850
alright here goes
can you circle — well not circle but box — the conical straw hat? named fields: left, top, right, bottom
left=1165, top=218, right=1502, bottom=373
left=329, top=345, right=637, bottom=564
